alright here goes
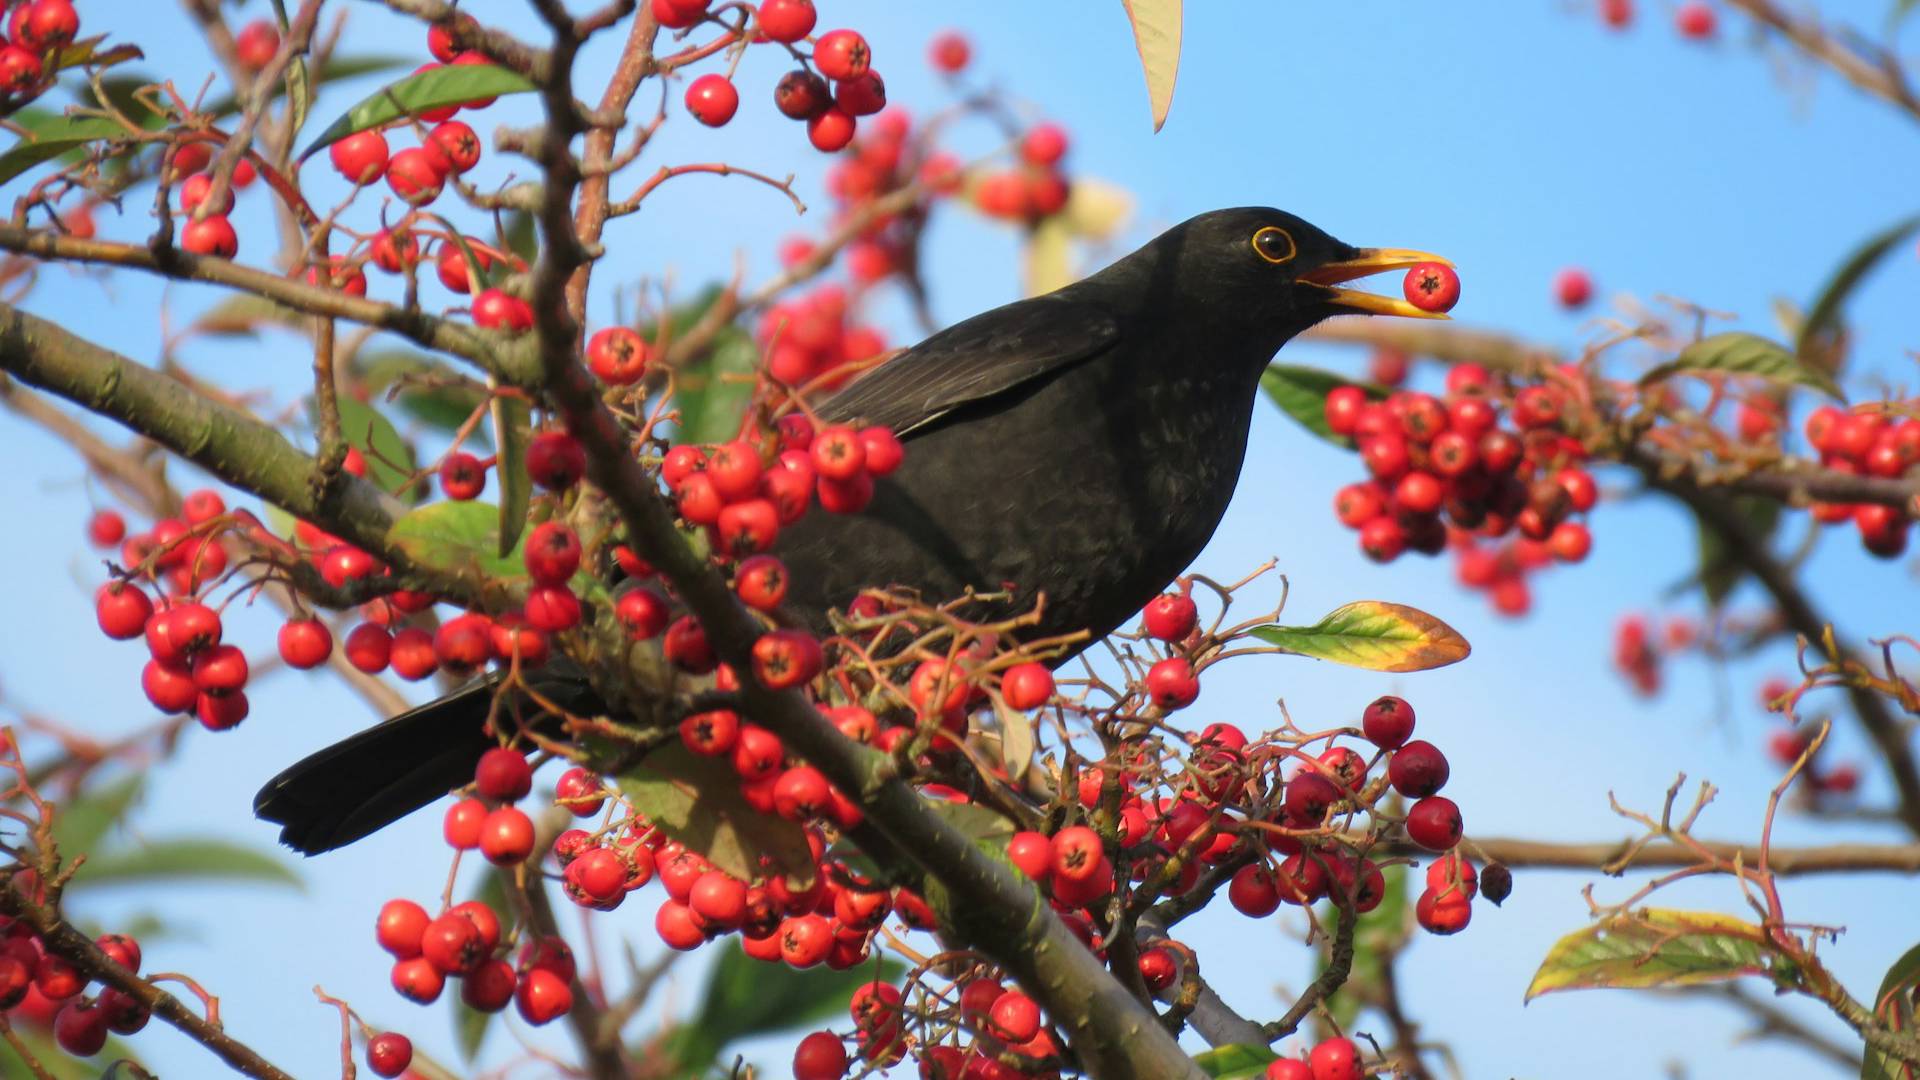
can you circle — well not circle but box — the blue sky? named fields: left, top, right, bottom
left=2, top=1, right=1917, bottom=1077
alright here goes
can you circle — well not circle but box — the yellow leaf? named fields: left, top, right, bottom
left=1524, top=909, right=1771, bottom=1002
left=1120, top=0, right=1183, bottom=131
left=1248, top=601, right=1469, bottom=673
left=1024, top=216, right=1074, bottom=297
left=1063, top=177, right=1134, bottom=241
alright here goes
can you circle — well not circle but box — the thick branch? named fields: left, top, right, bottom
left=0, top=226, right=528, bottom=383
left=1393, top=835, right=1920, bottom=876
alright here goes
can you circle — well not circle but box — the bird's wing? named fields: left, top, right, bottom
left=814, top=294, right=1120, bottom=437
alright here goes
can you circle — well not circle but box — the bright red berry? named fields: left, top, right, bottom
left=756, top=0, right=816, bottom=42
left=685, top=74, right=740, bottom=127
left=1402, top=262, right=1460, bottom=313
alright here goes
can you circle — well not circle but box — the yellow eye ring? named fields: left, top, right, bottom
left=1251, top=226, right=1296, bottom=265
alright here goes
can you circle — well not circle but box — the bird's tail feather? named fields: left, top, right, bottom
left=253, top=679, right=498, bottom=855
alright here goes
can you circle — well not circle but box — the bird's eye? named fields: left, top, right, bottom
left=1251, top=226, right=1296, bottom=265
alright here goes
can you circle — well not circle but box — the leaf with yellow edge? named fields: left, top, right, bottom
left=1524, top=908, right=1772, bottom=1001
left=1120, top=0, right=1183, bottom=131
left=618, top=742, right=817, bottom=890
left=1024, top=214, right=1074, bottom=297
left=1247, top=601, right=1469, bottom=673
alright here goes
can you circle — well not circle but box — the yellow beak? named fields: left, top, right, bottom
left=1300, top=248, right=1455, bottom=320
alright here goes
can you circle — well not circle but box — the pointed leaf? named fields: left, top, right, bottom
left=50, top=774, right=144, bottom=857
left=1863, top=943, right=1920, bottom=1080
left=299, top=64, right=535, bottom=159
left=617, top=742, right=817, bottom=889
left=1024, top=214, right=1074, bottom=297
left=1261, top=364, right=1387, bottom=446
left=1248, top=601, right=1469, bottom=673
left=666, top=940, right=905, bottom=1069
left=324, top=394, right=418, bottom=500
left=1062, top=177, right=1134, bottom=241
left=0, top=115, right=128, bottom=186
left=995, top=697, right=1036, bottom=783
left=1693, top=496, right=1780, bottom=607
left=75, top=838, right=302, bottom=889
left=190, top=293, right=306, bottom=338
left=357, top=349, right=490, bottom=437
left=52, top=37, right=144, bottom=75
left=1120, top=0, right=1183, bottom=131
left=1798, top=214, right=1920, bottom=361
left=490, top=383, right=530, bottom=557
left=1192, top=1043, right=1279, bottom=1079
left=203, top=55, right=415, bottom=118
left=1639, top=331, right=1844, bottom=401
left=1525, top=908, right=1771, bottom=1000
left=386, top=500, right=527, bottom=580
left=674, top=328, right=759, bottom=446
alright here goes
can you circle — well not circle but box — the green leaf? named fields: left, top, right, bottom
left=386, top=499, right=527, bottom=580
left=52, top=37, right=144, bottom=75
left=286, top=55, right=312, bottom=137
left=1524, top=908, right=1771, bottom=1000
left=50, top=774, right=144, bottom=857
left=357, top=349, right=489, bottom=438
left=503, top=210, right=538, bottom=264
left=0, top=115, right=129, bottom=187
left=325, top=394, right=418, bottom=499
left=1192, top=1043, right=1279, bottom=1079
left=673, top=327, right=759, bottom=446
left=1120, top=0, right=1183, bottom=131
left=1863, top=943, right=1920, bottom=1080
left=75, top=838, right=302, bottom=890
left=490, top=383, right=531, bottom=558
left=617, top=743, right=817, bottom=888
left=1248, top=601, right=1470, bottom=673
left=1260, top=364, right=1385, bottom=446
left=1638, top=331, right=1845, bottom=401
left=1693, top=496, right=1781, bottom=607
left=190, top=293, right=307, bottom=338
left=203, top=55, right=415, bottom=118
left=664, top=941, right=905, bottom=1070
left=1798, top=214, right=1920, bottom=362
left=300, top=63, right=536, bottom=160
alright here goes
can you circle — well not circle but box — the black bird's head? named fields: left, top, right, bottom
left=1119, top=206, right=1452, bottom=345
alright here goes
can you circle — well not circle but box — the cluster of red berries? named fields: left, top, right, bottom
left=1597, top=0, right=1717, bottom=38
left=1261, top=1035, right=1367, bottom=1080
left=1610, top=612, right=1698, bottom=696
left=0, top=913, right=150, bottom=1060
left=1799, top=405, right=1918, bottom=558
left=1325, top=361, right=1600, bottom=587
left=756, top=283, right=891, bottom=391
left=375, top=748, right=577, bottom=1028
left=654, top=0, right=884, bottom=154
left=0, top=0, right=78, bottom=99
left=972, top=121, right=1073, bottom=223
left=86, top=490, right=263, bottom=730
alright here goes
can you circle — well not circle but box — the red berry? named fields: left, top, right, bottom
left=1425, top=851, right=1478, bottom=899
left=1000, top=662, right=1054, bottom=710
left=1228, top=864, right=1281, bottom=918
left=376, top=898, right=430, bottom=958
left=181, top=215, right=238, bottom=257
left=1006, top=831, right=1052, bottom=880
left=1049, top=825, right=1103, bottom=882
left=751, top=629, right=823, bottom=689
left=95, top=582, right=153, bottom=640
left=366, top=1032, right=413, bottom=1078
left=53, top=999, right=108, bottom=1057
left=988, top=991, right=1042, bottom=1043
left=514, top=966, right=573, bottom=1025
left=1553, top=267, right=1593, bottom=308
left=929, top=30, right=970, bottom=73
left=1406, top=795, right=1464, bottom=851
left=774, top=69, right=832, bottom=120
left=616, top=587, right=671, bottom=640
left=1324, top=385, right=1368, bottom=436
left=527, top=431, right=587, bottom=490
left=1144, top=656, right=1199, bottom=710
left=479, top=806, right=535, bottom=864
left=587, top=325, right=650, bottom=383
left=87, top=509, right=127, bottom=548
left=1676, top=1, right=1716, bottom=39
left=329, top=129, right=389, bottom=184
left=812, top=29, right=871, bottom=81
left=420, top=911, right=485, bottom=975
left=473, top=288, right=533, bottom=332
left=1389, top=740, right=1450, bottom=798
left=756, top=0, right=816, bottom=42
left=190, top=642, right=249, bottom=693
left=427, top=119, right=482, bottom=174
left=685, top=73, right=740, bottom=127
left=734, top=554, right=789, bottom=611
left=523, top=522, right=582, bottom=585
left=1363, top=695, right=1415, bottom=749
left=1416, top=885, right=1473, bottom=935
left=793, top=1030, right=849, bottom=1080
left=1402, top=262, right=1460, bottom=313
left=385, top=147, right=446, bottom=205
left=1143, top=593, right=1198, bottom=641
left=391, top=956, right=445, bottom=1004
left=1308, top=1035, right=1363, bottom=1080
left=1600, top=0, right=1633, bottom=28
left=475, top=746, right=533, bottom=802
left=234, top=19, right=281, bottom=71
left=807, top=107, right=857, bottom=152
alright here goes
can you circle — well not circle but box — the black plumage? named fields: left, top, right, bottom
left=256, top=207, right=1447, bottom=854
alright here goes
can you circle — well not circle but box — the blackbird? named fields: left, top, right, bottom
left=256, top=207, right=1448, bottom=854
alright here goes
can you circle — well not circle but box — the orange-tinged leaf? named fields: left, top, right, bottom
left=1247, top=601, right=1469, bottom=673
left=1524, top=908, right=1771, bottom=1001
left=1863, top=943, right=1920, bottom=1080
left=617, top=742, right=816, bottom=889
left=1120, top=0, right=1182, bottom=131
